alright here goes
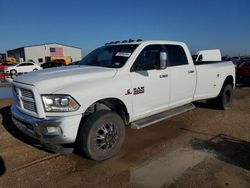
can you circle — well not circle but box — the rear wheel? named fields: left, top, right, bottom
left=78, top=110, right=125, bottom=161
left=209, top=84, right=233, bottom=110
left=33, top=68, right=38, bottom=71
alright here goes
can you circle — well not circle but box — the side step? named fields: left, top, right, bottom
left=131, top=103, right=195, bottom=129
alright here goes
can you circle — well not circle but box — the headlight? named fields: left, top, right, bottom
left=42, top=95, right=80, bottom=112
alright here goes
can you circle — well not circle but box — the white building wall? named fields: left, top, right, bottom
left=25, top=46, right=47, bottom=63
left=24, top=43, right=82, bottom=63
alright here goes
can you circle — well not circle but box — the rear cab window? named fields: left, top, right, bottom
left=164, top=45, right=189, bottom=67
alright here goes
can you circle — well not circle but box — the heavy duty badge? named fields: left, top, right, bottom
left=133, top=87, right=144, bottom=95
left=125, top=87, right=145, bottom=95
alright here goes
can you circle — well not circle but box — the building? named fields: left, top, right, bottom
left=7, top=43, right=82, bottom=63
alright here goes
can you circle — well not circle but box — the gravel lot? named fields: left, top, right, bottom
left=0, top=87, right=250, bottom=187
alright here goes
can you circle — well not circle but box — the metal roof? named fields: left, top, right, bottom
left=8, top=42, right=82, bottom=51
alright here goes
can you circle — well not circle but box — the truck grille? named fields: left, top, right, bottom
left=20, top=88, right=34, bottom=98
left=13, top=86, right=37, bottom=113
left=23, top=100, right=37, bottom=112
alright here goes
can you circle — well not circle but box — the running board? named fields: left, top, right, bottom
left=131, top=103, right=195, bottom=129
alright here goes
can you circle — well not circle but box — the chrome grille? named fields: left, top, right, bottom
left=20, top=88, right=34, bottom=98
left=13, top=86, right=37, bottom=113
left=23, top=100, right=37, bottom=112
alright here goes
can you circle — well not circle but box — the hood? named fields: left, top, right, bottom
left=14, top=65, right=117, bottom=94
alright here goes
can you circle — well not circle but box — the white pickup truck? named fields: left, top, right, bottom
left=11, top=40, right=235, bottom=160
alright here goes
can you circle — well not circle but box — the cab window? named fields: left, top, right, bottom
left=131, top=45, right=161, bottom=71
left=164, top=45, right=188, bottom=66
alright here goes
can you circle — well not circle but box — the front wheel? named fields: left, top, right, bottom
left=33, top=68, right=38, bottom=71
left=10, top=69, right=17, bottom=75
left=78, top=110, right=125, bottom=161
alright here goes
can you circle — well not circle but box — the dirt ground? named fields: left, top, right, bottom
left=0, top=87, right=250, bottom=188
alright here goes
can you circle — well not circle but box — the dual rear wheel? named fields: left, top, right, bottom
left=207, top=83, right=233, bottom=110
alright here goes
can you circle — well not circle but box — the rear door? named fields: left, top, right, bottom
left=130, top=45, right=170, bottom=120
left=165, top=45, right=196, bottom=107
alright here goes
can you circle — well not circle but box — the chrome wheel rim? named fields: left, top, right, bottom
left=96, top=123, right=118, bottom=152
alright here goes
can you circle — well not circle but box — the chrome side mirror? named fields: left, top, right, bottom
left=160, top=52, right=167, bottom=70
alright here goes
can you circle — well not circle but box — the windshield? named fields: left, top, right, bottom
left=79, top=44, right=139, bottom=68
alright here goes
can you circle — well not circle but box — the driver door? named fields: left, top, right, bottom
left=130, top=44, right=170, bottom=121
left=17, top=63, right=27, bottom=73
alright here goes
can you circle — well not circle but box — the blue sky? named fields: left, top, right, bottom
left=0, top=0, right=249, bottom=56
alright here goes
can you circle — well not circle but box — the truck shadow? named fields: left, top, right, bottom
left=191, top=134, right=250, bottom=170
left=193, top=101, right=219, bottom=110
left=0, top=106, right=53, bottom=153
left=0, top=156, right=5, bottom=176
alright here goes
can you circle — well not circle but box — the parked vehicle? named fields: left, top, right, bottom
left=222, top=56, right=231, bottom=61
left=0, top=73, right=5, bottom=80
left=0, top=62, right=16, bottom=80
left=236, top=61, right=250, bottom=84
left=46, top=56, right=72, bottom=65
left=41, top=61, right=65, bottom=69
left=231, top=56, right=249, bottom=66
left=0, top=62, right=16, bottom=72
left=233, top=57, right=250, bottom=67
left=4, top=62, right=42, bottom=75
left=68, top=61, right=80, bottom=66
left=11, top=40, right=235, bottom=161
left=6, top=57, right=16, bottom=63
left=192, top=49, right=222, bottom=62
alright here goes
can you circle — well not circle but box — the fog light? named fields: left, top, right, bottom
left=46, top=127, right=62, bottom=135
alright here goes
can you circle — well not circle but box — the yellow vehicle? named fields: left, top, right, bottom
left=46, top=56, right=72, bottom=65
left=6, top=57, right=16, bottom=63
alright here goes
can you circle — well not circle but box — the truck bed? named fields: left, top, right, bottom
left=193, top=61, right=235, bottom=101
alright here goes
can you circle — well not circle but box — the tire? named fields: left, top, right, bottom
left=33, top=68, right=38, bottom=71
left=78, top=110, right=125, bottom=161
left=215, top=84, right=233, bottom=110
left=10, top=69, right=17, bottom=75
left=11, top=74, right=17, bottom=79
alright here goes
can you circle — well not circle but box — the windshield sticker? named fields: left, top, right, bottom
left=115, top=52, right=131, bottom=57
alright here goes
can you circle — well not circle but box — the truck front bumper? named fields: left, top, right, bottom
left=11, top=105, right=82, bottom=152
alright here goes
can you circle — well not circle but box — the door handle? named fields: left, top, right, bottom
left=188, top=70, right=195, bottom=74
left=160, top=74, right=168, bottom=78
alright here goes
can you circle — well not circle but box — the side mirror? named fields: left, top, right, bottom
left=160, top=52, right=167, bottom=69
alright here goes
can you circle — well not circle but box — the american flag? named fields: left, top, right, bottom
left=50, top=47, right=63, bottom=56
